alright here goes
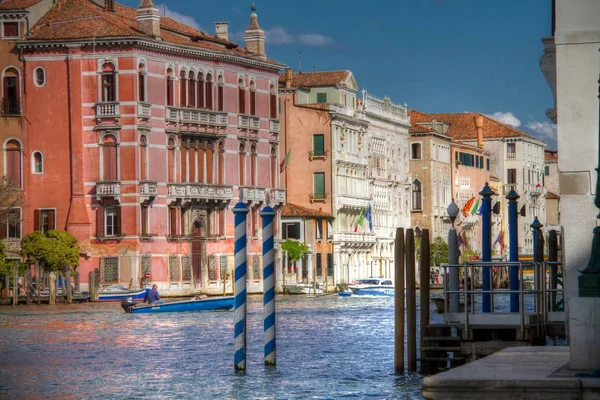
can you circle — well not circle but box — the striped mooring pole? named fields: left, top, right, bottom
left=233, top=201, right=249, bottom=371
left=261, top=205, right=277, bottom=366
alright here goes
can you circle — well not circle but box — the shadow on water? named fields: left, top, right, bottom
left=0, top=294, right=441, bottom=399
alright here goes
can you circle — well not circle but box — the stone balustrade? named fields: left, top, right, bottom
left=336, top=195, right=370, bottom=209
left=168, top=183, right=233, bottom=202
left=166, top=107, right=228, bottom=127
left=269, top=119, right=280, bottom=133
left=137, top=102, right=151, bottom=119
left=240, top=186, right=266, bottom=203
left=95, top=102, right=120, bottom=119
left=238, top=114, right=260, bottom=130
left=361, top=91, right=409, bottom=124
left=96, top=181, right=121, bottom=201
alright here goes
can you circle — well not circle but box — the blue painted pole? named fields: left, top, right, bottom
left=506, top=189, right=520, bottom=312
left=233, top=201, right=249, bottom=371
left=480, top=183, right=495, bottom=313
left=260, top=205, right=277, bottom=366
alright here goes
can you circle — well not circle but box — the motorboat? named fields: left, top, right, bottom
left=284, top=284, right=324, bottom=295
left=348, top=278, right=394, bottom=297
left=121, top=296, right=234, bottom=314
left=97, top=286, right=150, bottom=302
left=431, top=297, right=466, bottom=313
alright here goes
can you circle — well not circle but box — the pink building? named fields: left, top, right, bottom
left=16, top=0, right=283, bottom=294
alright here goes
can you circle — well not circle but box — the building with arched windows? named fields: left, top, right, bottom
left=13, top=0, right=284, bottom=294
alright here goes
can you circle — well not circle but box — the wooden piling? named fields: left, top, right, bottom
left=74, top=271, right=80, bottom=293
left=548, top=230, right=558, bottom=311
left=394, top=227, right=405, bottom=374
left=419, top=229, right=431, bottom=371
left=406, top=229, right=417, bottom=372
left=89, top=270, right=95, bottom=302
left=12, top=260, right=18, bottom=307
left=94, top=268, right=101, bottom=301
left=36, top=264, right=41, bottom=305
left=48, top=271, right=56, bottom=305
left=66, top=267, right=72, bottom=304
left=25, top=267, right=31, bottom=305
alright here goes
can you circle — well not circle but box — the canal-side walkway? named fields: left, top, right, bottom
left=422, top=346, right=600, bottom=399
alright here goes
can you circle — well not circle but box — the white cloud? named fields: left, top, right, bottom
left=525, top=120, right=557, bottom=142
left=230, top=26, right=334, bottom=47
left=157, top=4, right=203, bottom=32
left=489, top=112, right=521, bottom=128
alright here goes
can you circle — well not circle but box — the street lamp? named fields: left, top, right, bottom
left=447, top=200, right=460, bottom=313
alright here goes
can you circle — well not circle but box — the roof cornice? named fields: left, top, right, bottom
left=17, top=36, right=284, bottom=72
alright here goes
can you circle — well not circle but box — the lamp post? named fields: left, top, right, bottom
left=447, top=200, right=460, bottom=313
left=415, top=226, right=421, bottom=285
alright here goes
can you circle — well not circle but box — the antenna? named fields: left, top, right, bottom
left=299, top=51, right=302, bottom=73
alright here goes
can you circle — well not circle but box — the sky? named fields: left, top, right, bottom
left=120, top=0, right=556, bottom=149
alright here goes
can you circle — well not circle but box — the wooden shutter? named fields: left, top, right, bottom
left=250, top=90, right=256, bottom=116
left=166, top=78, right=173, bottom=106
left=96, top=206, right=104, bottom=237
left=198, top=147, right=204, bottom=183
left=206, top=147, right=213, bottom=184
left=169, top=208, right=177, bottom=236
left=115, top=207, right=121, bottom=236
left=181, top=147, right=187, bottom=183
left=141, top=206, right=148, bottom=236
left=238, top=88, right=245, bottom=114
left=218, top=86, right=224, bottom=111
left=180, top=74, right=186, bottom=106
left=138, top=73, right=145, bottom=102
left=313, top=135, right=324, bottom=156
left=316, top=253, right=322, bottom=276
left=47, top=210, right=55, bottom=231
left=197, top=79, right=205, bottom=108
left=104, top=144, right=116, bottom=181
left=6, top=149, right=20, bottom=187
left=206, top=81, right=213, bottom=109
left=188, top=76, right=195, bottom=107
left=270, top=93, right=276, bottom=118
left=2, top=77, right=8, bottom=114
left=314, top=173, right=325, bottom=197
left=188, top=147, right=195, bottom=183
left=34, top=209, right=40, bottom=231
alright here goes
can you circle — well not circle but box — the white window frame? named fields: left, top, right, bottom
left=105, top=206, right=118, bottom=237
left=39, top=208, right=56, bottom=234
left=31, top=151, right=43, bottom=174
left=33, top=67, right=46, bottom=88
left=7, top=207, right=21, bottom=239
left=1, top=21, right=20, bottom=39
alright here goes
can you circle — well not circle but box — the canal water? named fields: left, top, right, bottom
left=0, top=294, right=442, bottom=399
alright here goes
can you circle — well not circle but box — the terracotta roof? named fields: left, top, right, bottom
left=279, top=70, right=351, bottom=88
left=24, top=0, right=279, bottom=63
left=409, top=110, right=540, bottom=142
left=546, top=191, right=559, bottom=199
left=545, top=150, right=558, bottom=161
left=409, top=123, right=434, bottom=133
left=280, top=203, right=334, bottom=219
left=0, top=0, right=43, bottom=10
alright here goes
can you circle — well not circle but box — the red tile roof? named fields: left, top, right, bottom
left=546, top=191, right=559, bottom=199
left=0, top=0, right=43, bottom=10
left=24, top=0, right=277, bottom=62
left=280, top=203, right=334, bottom=219
left=409, top=123, right=434, bottom=133
left=409, top=110, right=539, bottom=142
left=279, top=70, right=351, bottom=88
left=545, top=150, right=558, bottom=161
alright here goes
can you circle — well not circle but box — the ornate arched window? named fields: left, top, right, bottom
left=217, top=74, right=224, bottom=111
left=197, top=72, right=205, bottom=108
left=205, top=73, right=213, bottom=109
left=140, top=135, right=148, bottom=180
left=4, top=139, right=21, bottom=187
left=188, top=71, right=196, bottom=108
left=179, top=69, right=187, bottom=107
left=3, top=67, right=20, bottom=114
left=166, top=68, right=174, bottom=106
left=101, top=62, right=116, bottom=102
left=249, top=81, right=256, bottom=116
left=138, top=63, right=146, bottom=102
left=238, top=78, right=246, bottom=114
left=167, top=138, right=175, bottom=182
left=102, top=134, right=118, bottom=181
left=412, top=179, right=422, bottom=211
left=269, top=84, right=277, bottom=119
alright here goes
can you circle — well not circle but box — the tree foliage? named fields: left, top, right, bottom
left=0, top=177, right=23, bottom=230
left=0, top=241, right=10, bottom=276
left=21, top=230, right=80, bottom=273
left=281, top=239, right=309, bottom=263
left=430, top=237, right=449, bottom=267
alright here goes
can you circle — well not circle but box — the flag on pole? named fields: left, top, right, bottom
left=354, top=209, right=365, bottom=232
left=280, top=149, right=291, bottom=173
left=493, top=231, right=501, bottom=246
left=461, top=196, right=476, bottom=217
left=470, top=198, right=480, bottom=216
left=365, top=204, right=373, bottom=232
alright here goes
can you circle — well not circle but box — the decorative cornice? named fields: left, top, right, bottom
left=17, top=37, right=284, bottom=72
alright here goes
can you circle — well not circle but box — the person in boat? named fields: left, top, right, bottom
left=144, top=284, right=164, bottom=305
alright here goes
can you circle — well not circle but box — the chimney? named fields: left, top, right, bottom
left=244, top=3, right=266, bottom=59
left=214, top=22, right=229, bottom=41
left=284, top=67, right=293, bottom=89
left=106, top=0, right=114, bottom=12
left=137, top=0, right=161, bottom=40
left=474, top=114, right=484, bottom=149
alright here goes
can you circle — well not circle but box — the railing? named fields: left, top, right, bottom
left=439, top=261, right=565, bottom=338
left=269, top=119, right=280, bottom=133
left=329, top=103, right=355, bottom=117
left=270, top=188, right=286, bottom=204
left=167, top=183, right=233, bottom=201
left=139, top=180, right=158, bottom=196
left=166, top=107, right=228, bottom=126
left=361, top=90, right=409, bottom=123
left=137, top=102, right=152, bottom=119
left=523, top=183, right=545, bottom=196
left=96, top=102, right=120, bottom=118
left=309, top=193, right=327, bottom=203
left=96, top=181, right=120, bottom=201
left=336, top=195, right=370, bottom=209
left=240, top=186, right=266, bottom=203
left=507, top=152, right=517, bottom=159
left=333, top=232, right=376, bottom=244
left=238, top=114, right=260, bottom=130
left=503, top=183, right=518, bottom=194
left=309, top=150, right=328, bottom=161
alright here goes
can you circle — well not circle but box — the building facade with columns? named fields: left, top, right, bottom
left=16, top=0, right=284, bottom=294
left=359, top=90, right=411, bottom=278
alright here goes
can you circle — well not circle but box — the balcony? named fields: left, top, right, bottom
left=168, top=183, right=233, bottom=205
left=269, top=119, right=280, bottom=133
left=238, top=114, right=260, bottom=131
left=166, top=107, right=228, bottom=131
left=95, top=102, right=120, bottom=124
left=336, top=195, right=370, bottom=210
left=503, top=183, right=519, bottom=195
left=96, top=181, right=120, bottom=202
left=333, top=232, right=376, bottom=247
left=361, top=91, right=409, bottom=124
left=507, top=152, right=517, bottom=160
left=137, top=102, right=152, bottom=119
left=309, top=192, right=327, bottom=203
left=524, top=183, right=545, bottom=197
left=270, top=188, right=286, bottom=205
left=139, top=180, right=158, bottom=203
left=240, top=186, right=266, bottom=203
left=309, top=150, right=328, bottom=161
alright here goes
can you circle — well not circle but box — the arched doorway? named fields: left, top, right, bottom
left=191, top=216, right=207, bottom=288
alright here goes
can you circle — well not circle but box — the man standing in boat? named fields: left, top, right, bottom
left=144, top=284, right=164, bottom=305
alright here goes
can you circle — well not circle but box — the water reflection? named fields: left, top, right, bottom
left=0, top=295, right=437, bottom=399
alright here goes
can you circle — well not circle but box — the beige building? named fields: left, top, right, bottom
left=544, top=150, right=560, bottom=229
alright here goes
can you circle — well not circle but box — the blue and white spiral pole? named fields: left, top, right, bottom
left=233, top=200, right=249, bottom=371
left=260, top=204, right=277, bottom=366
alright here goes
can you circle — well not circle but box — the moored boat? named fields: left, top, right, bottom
left=431, top=297, right=466, bottom=313
left=284, top=284, right=324, bottom=295
left=121, top=296, right=234, bottom=314
left=96, top=286, right=150, bottom=302
left=348, top=278, right=394, bottom=297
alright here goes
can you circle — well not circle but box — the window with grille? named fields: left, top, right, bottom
left=253, top=254, right=260, bottom=280
left=101, top=256, right=119, bottom=283
left=169, top=255, right=180, bottom=281
left=182, top=256, right=192, bottom=281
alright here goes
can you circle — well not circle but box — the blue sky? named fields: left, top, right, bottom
left=121, top=0, right=556, bottom=149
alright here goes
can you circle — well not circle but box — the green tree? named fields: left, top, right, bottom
left=0, top=241, right=10, bottom=276
left=281, top=239, right=309, bottom=264
left=430, top=237, right=449, bottom=267
left=21, top=230, right=80, bottom=273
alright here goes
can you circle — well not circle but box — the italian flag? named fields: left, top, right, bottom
left=354, top=209, right=365, bottom=232
left=280, top=149, right=291, bottom=173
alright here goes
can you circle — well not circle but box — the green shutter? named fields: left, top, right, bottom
left=317, top=93, right=327, bottom=103
left=313, top=173, right=325, bottom=198
left=313, top=134, right=324, bottom=156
